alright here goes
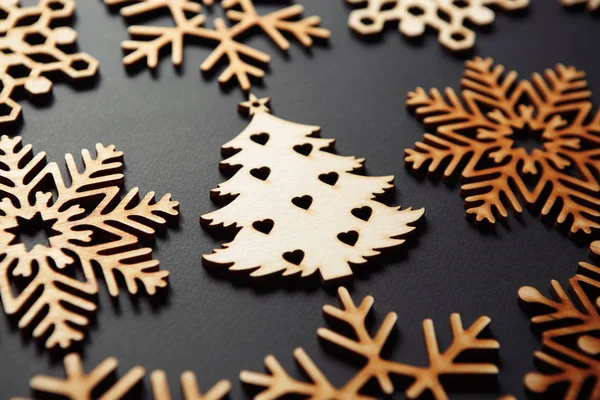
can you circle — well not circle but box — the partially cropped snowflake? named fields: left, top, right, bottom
left=0, top=0, right=98, bottom=126
left=405, top=57, right=600, bottom=236
left=103, top=0, right=330, bottom=90
left=345, top=0, right=529, bottom=51
left=0, top=136, right=179, bottom=349
left=519, top=256, right=600, bottom=399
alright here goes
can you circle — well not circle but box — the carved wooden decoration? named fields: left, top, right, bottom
left=241, top=287, right=501, bottom=399
left=561, top=0, right=600, bottom=10
left=345, top=0, right=529, bottom=52
left=103, top=0, right=330, bottom=91
left=201, top=96, right=424, bottom=282
left=405, top=57, right=600, bottom=236
left=519, top=255, right=600, bottom=399
left=0, top=136, right=179, bottom=349
left=0, top=0, right=99, bottom=126
left=14, top=353, right=231, bottom=399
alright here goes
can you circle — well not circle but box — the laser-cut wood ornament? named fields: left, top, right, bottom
left=201, top=96, right=424, bottom=282
left=519, top=245, right=600, bottom=399
left=405, top=57, right=600, bottom=236
left=14, top=353, right=231, bottom=399
left=103, top=0, right=330, bottom=91
left=561, top=0, right=600, bottom=10
left=345, top=0, right=529, bottom=52
left=241, top=286, right=502, bottom=399
left=0, top=0, right=99, bottom=126
left=0, top=136, right=179, bottom=349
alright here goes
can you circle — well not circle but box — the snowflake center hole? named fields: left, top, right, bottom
left=510, top=125, right=546, bottom=154
left=14, top=213, right=58, bottom=250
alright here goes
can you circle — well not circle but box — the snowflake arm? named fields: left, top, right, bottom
left=224, top=1, right=330, bottom=50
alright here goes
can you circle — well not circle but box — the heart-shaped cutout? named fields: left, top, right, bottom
left=250, top=133, right=269, bottom=145
left=292, top=195, right=312, bottom=210
left=293, top=143, right=313, bottom=157
left=319, top=172, right=339, bottom=186
left=283, top=250, right=304, bottom=266
left=252, top=219, right=274, bottom=235
left=337, top=230, right=359, bottom=247
left=351, top=206, right=372, bottom=222
left=250, top=167, right=270, bottom=181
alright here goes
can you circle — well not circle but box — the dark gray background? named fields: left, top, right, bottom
left=2, top=0, right=599, bottom=398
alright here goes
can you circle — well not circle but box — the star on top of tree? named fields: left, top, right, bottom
left=239, top=93, right=271, bottom=117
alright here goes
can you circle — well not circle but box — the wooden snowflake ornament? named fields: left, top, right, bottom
left=201, top=96, right=424, bottom=282
left=241, top=287, right=502, bottom=399
left=406, top=57, right=600, bottom=236
left=0, top=0, right=99, bottom=126
left=345, top=0, right=529, bottom=52
left=519, top=248, right=600, bottom=399
left=15, top=353, right=231, bottom=399
left=0, top=136, right=179, bottom=349
left=103, top=0, right=330, bottom=91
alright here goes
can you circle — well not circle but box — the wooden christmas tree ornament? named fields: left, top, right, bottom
left=406, top=57, right=600, bottom=236
left=345, top=0, right=529, bottom=52
left=201, top=96, right=424, bottom=282
left=519, top=247, right=600, bottom=399
left=14, top=353, right=231, bottom=399
left=561, top=0, right=600, bottom=10
left=0, top=0, right=99, bottom=126
left=241, top=287, right=503, bottom=399
left=0, top=136, right=179, bottom=349
left=103, top=0, right=330, bottom=91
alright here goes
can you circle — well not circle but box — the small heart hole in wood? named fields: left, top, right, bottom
left=337, top=230, right=359, bottom=246
left=291, top=195, right=313, bottom=210
left=351, top=206, right=372, bottom=221
left=293, top=143, right=313, bottom=157
left=250, top=167, right=270, bottom=181
left=250, top=133, right=269, bottom=145
left=283, top=250, right=304, bottom=265
left=252, top=219, right=274, bottom=235
left=319, top=172, right=339, bottom=186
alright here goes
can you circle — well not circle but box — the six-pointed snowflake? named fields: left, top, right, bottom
left=103, top=0, right=330, bottom=90
left=345, top=0, right=529, bottom=51
left=0, top=0, right=98, bottom=126
left=0, top=136, right=179, bottom=349
left=406, top=57, right=600, bottom=236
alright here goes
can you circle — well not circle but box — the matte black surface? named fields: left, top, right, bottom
left=2, top=1, right=599, bottom=398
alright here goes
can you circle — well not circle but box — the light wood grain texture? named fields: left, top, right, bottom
left=241, top=286, right=501, bottom=399
left=0, top=0, right=98, bottom=126
left=14, top=354, right=231, bottom=399
left=151, top=370, right=231, bottom=400
left=202, top=96, right=424, bottom=282
left=561, top=0, right=600, bottom=10
left=0, top=136, right=179, bottom=349
left=519, top=257, right=600, bottom=399
left=405, top=57, right=600, bottom=236
left=345, top=0, right=529, bottom=52
left=103, top=0, right=330, bottom=90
